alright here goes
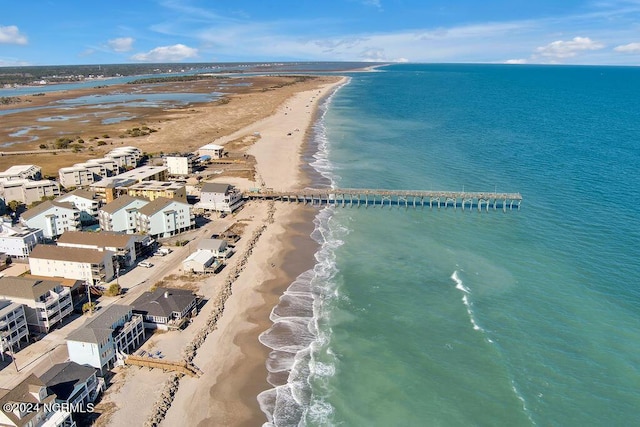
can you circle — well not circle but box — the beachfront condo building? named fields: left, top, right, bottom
left=73, top=161, right=109, bottom=180
left=135, top=197, right=194, bottom=239
left=66, top=305, right=144, bottom=374
left=0, top=276, right=73, bottom=334
left=20, top=200, right=81, bottom=240
left=197, top=182, right=244, bottom=213
left=29, top=244, right=116, bottom=285
left=98, top=195, right=150, bottom=233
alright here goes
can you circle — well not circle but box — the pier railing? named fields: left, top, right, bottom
left=244, top=188, right=522, bottom=212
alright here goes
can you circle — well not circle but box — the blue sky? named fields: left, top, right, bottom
left=2, top=0, right=640, bottom=66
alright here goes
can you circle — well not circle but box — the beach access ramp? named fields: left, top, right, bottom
left=124, top=354, right=202, bottom=377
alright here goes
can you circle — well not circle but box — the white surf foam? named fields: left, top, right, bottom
left=451, top=270, right=483, bottom=332
left=258, top=82, right=349, bottom=426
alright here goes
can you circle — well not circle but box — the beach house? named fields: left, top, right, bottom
left=181, top=250, right=217, bottom=274
left=66, top=305, right=144, bottom=374
left=130, top=287, right=198, bottom=330
left=40, top=361, right=104, bottom=410
left=196, top=238, right=233, bottom=258
left=0, top=276, right=73, bottom=333
left=0, top=374, right=76, bottom=427
left=198, top=143, right=225, bottom=159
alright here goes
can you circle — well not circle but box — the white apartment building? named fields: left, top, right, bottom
left=0, top=218, right=43, bottom=258
left=135, top=197, right=194, bottom=239
left=73, top=162, right=108, bottom=180
left=20, top=201, right=80, bottom=239
left=0, top=277, right=73, bottom=333
left=98, top=195, right=149, bottom=233
left=197, top=182, right=244, bottom=213
left=105, top=151, right=137, bottom=171
left=87, top=158, right=118, bottom=176
left=66, top=305, right=144, bottom=374
left=28, top=245, right=115, bottom=285
left=0, top=179, right=61, bottom=205
left=0, top=165, right=42, bottom=181
left=57, top=230, right=138, bottom=267
left=163, top=154, right=199, bottom=176
left=0, top=300, right=29, bottom=354
left=58, top=166, right=95, bottom=189
left=56, top=189, right=101, bottom=225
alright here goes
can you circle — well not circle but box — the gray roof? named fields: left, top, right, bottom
left=137, top=197, right=176, bottom=216
left=131, top=287, right=197, bottom=319
left=99, top=195, right=148, bottom=214
left=30, top=244, right=113, bottom=264
left=67, top=305, right=132, bottom=344
left=21, top=200, right=76, bottom=221
left=201, top=182, right=232, bottom=194
left=57, top=231, right=135, bottom=248
left=39, top=361, right=96, bottom=401
left=196, top=238, right=227, bottom=252
left=56, top=189, right=99, bottom=202
left=0, top=374, right=54, bottom=427
left=0, top=276, right=61, bottom=300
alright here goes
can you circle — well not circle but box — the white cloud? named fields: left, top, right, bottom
left=534, top=36, right=605, bottom=59
left=108, top=37, right=134, bottom=52
left=504, top=58, right=528, bottom=64
left=0, top=25, right=27, bottom=45
left=614, top=42, right=640, bottom=52
left=130, top=44, right=199, bottom=62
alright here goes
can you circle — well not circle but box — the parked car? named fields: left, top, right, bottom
left=153, top=251, right=166, bottom=257
left=138, top=261, right=154, bottom=268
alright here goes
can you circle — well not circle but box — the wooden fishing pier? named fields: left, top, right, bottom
left=245, top=188, right=522, bottom=212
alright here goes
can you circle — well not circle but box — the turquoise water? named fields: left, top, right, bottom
left=261, top=64, right=640, bottom=426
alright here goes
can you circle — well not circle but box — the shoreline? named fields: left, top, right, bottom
left=154, top=79, right=344, bottom=426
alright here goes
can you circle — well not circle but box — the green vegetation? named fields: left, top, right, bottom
left=123, top=126, right=157, bottom=137
left=82, top=302, right=97, bottom=314
left=104, top=283, right=122, bottom=297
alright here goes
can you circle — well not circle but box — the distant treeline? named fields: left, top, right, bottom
left=0, top=63, right=229, bottom=86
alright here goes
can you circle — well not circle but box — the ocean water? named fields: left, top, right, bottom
left=259, top=64, right=640, bottom=426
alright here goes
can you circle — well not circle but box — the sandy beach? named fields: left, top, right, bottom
left=84, top=76, right=346, bottom=426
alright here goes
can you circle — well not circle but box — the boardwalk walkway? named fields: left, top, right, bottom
left=245, top=188, right=522, bottom=212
